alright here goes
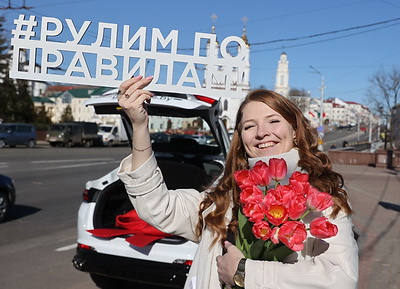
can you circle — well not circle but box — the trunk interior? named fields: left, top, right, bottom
left=92, top=147, right=224, bottom=241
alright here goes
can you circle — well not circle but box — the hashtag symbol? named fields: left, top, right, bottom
left=12, top=14, right=37, bottom=40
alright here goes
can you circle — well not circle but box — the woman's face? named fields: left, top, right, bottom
left=240, top=101, right=295, bottom=158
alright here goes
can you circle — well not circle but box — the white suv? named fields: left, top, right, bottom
left=72, top=89, right=231, bottom=288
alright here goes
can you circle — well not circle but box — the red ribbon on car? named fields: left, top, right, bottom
left=87, top=210, right=171, bottom=247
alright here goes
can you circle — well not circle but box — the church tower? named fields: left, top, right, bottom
left=204, top=14, right=251, bottom=131
left=237, top=16, right=250, bottom=91
left=204, top=14, right=250, bottom=91
left=274, top=52, right=289, bottom=97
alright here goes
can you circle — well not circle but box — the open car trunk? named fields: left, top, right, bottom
left=90, top=144, right=224, bottom=239
left=86, top=90, right=228, bottom=240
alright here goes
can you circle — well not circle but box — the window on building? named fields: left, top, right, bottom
left=62, top=94, right=72, bottom=104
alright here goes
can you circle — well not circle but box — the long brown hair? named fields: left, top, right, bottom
left=195, top=89, right=352, bottom=246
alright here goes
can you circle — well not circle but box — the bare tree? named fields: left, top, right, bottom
left=367, top=66, right=400, bottom=149
left=289, top=88, right=310, bottom=115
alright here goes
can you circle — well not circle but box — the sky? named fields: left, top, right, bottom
left=1, top=0, right=400, bottom=107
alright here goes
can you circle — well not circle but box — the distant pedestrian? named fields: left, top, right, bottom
left=318, top=135, right=324, bottom=151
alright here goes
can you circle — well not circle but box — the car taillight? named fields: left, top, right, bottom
left=77, top=243, right=96, bottom=251
left=194, top=95, right=216, bottom=105
left=82, top=188, right=97, bottom=202
left=173, top=259, right=193, bottom=266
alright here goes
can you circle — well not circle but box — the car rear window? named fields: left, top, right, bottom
left=147, top=114, right=224, bottom=190
left=149, top=115, right=216, bottom=146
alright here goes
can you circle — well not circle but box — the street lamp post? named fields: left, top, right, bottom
left=309, top=65, right=325, bottom=128
left=379, top=106, right=389, bottom=150
left=384, top=114, right=389, bottom=150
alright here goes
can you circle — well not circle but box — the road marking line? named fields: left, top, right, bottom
left=56, top=244, right=77, bottom=252
left=32, top=158, right=114, bottom=163
left=33, top=161, right=109, bottom=171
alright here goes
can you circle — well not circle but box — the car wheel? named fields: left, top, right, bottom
left=90, top=274, right=125, bottom=289
left=27, top=139, right=35, bottom=148
left=0, top=191, right=10, bottom=223
left=0, top=139, right=5, bottom=148
left=84, top=140, right=93, bottom=147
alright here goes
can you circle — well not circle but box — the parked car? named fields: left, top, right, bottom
left=72, top=89, right=230, bottom=288
left=0, top=123, right=36, bottom=148
left=0, top=174, right=16, bottom=223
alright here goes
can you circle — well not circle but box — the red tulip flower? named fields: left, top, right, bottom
left=286, top=194, right=308, bottom=220
left=243, top=202, right=265, bottom=222
left=307, top=187, right=334, bottom=211
left=266, top=204, right=288, bottom=226
left=278, top=221, right=307, bottom=251
left=234, top=169, right=256, bottom=189
left=251, top=160, right=272, bottom=187
left=240, top=185, right=263, bottom=205
left=310, top=217, right=338, bottom=239
left=269, top=158, right=287, bottom=182
left=252, top=220, right=272, bottom=241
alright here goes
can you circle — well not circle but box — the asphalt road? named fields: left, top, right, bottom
left=0, top=145, right=130, bottom=289
left=322, top=129, right=371, bottom=150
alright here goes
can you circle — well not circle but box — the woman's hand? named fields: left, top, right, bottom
left=117, top=75, right=154, bottom=128
left=118, top=76, right=155, bottom=169
left=216, top=241, right=245, bottom=286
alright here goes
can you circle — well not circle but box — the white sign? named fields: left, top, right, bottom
left=10, top=15, right=249, bottom=98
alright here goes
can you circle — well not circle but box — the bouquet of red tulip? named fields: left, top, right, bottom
left=234, top=158, right=338, bottom=261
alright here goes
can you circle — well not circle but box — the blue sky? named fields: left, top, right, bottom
left=2, top=0, right=400, bottom=106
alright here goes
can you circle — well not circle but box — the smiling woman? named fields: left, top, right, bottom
left=240, top=101, right=296, bottom=157
left=117, top=79, right=358, bottom=289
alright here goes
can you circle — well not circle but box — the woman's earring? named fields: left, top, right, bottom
left=293, top=136, right=298, bottom=147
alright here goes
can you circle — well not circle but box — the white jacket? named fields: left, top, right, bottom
left=117, top=150, right=359, bottom=289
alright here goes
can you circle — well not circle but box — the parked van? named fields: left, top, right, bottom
left=98, top=119, right=128, bottom=147
left=0, top=123, right=37, bottom=148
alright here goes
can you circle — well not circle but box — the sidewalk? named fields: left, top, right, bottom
left=333, top=164, right=400, bottom=289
